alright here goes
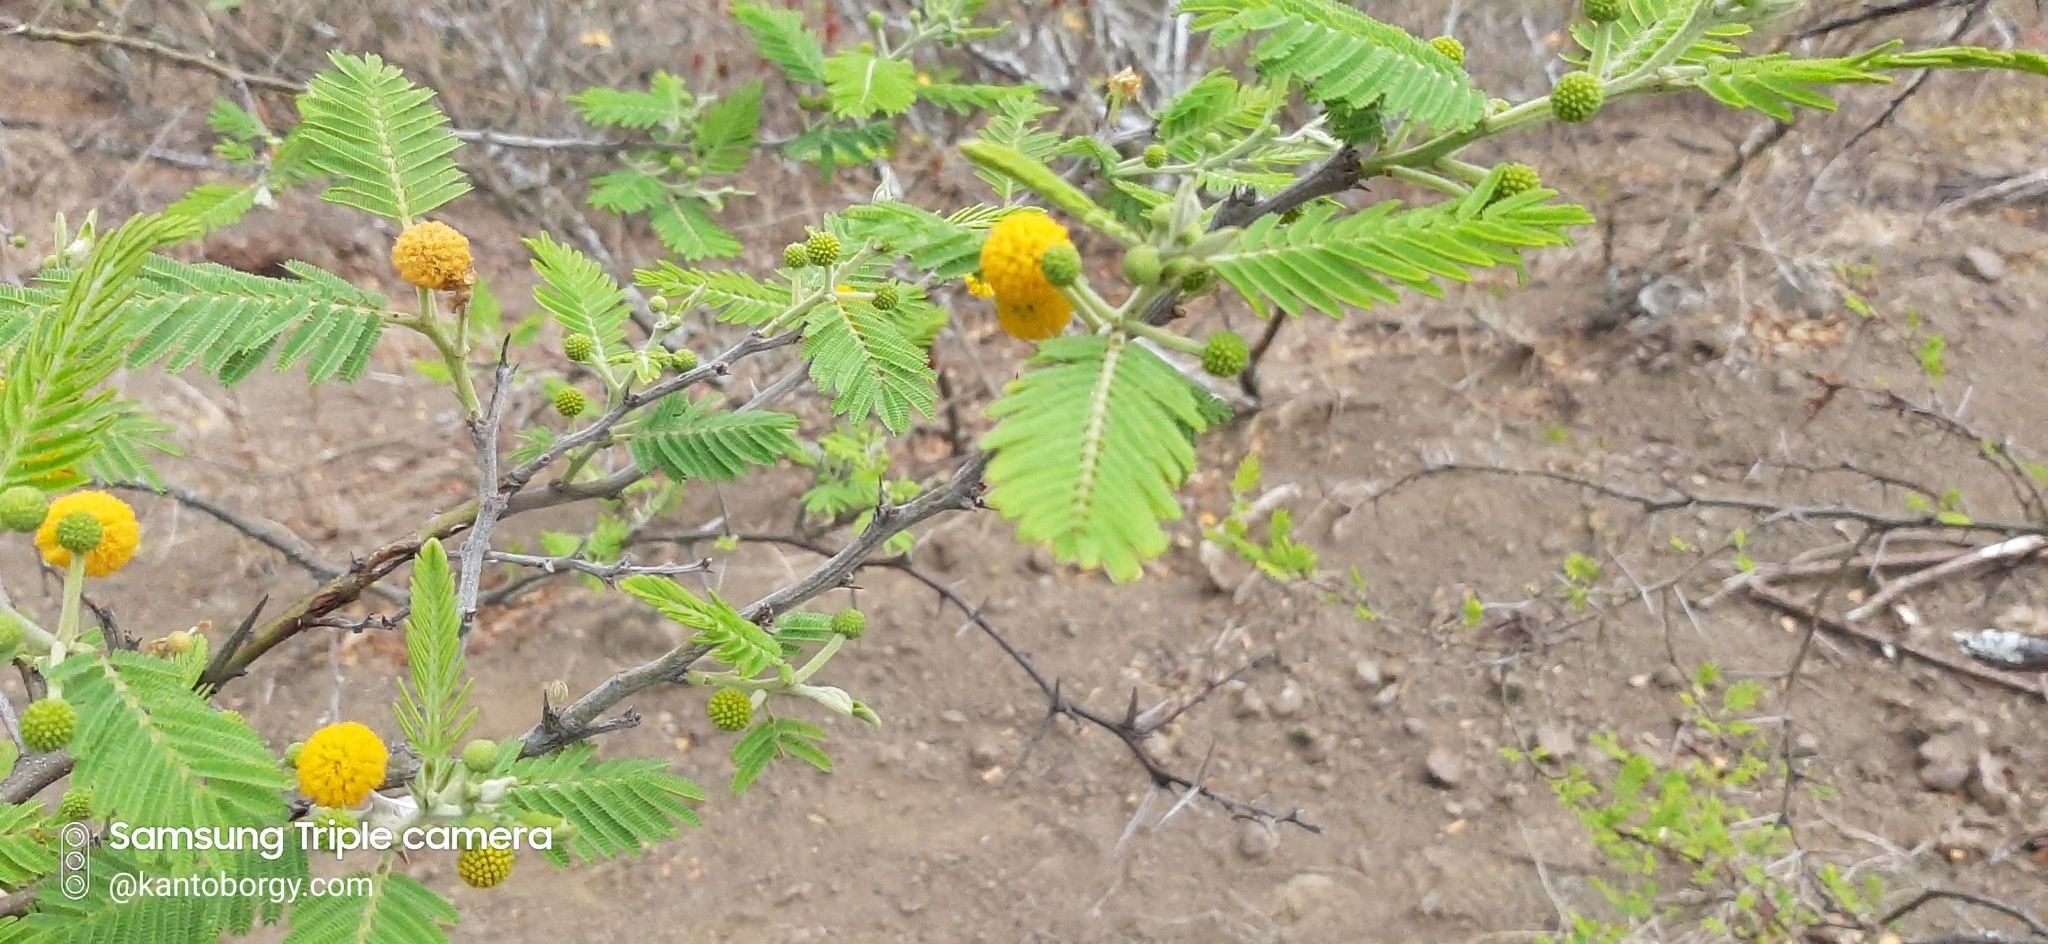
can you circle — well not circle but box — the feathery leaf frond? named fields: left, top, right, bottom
left=281, top=870, right=456, bottom=944
left=636, top=264, right=791, bottom=325
left=51, top=648, right=292, bottom=828
left=840, top=202, right=1011, bottom=279
left=1184, top=0, right=1484, bottom=131
left=526, top=234, right=632, bottom=363
left=619, top=576, right=784, bottom=679
left=1207, top=189, right=1592, bottom=319
left=731, top=718, right=830, bottom=795
left=498, top=745, right=704, bottom=864
left=801, top=297, right=937, bottom=435
left=733, top=2, right=828, bottom=85
left=0, top=805, right=54, bottom=888
left=0, top=212, right=196, bottom=491
left=124, top=257, right=389, bottom=384
left=395, top=539, right=474, bottom=762
left=626, top=396, right=799, bottom=482
left=294, top=51, right=470, bottom=223
left=982, top=334, right=1214, bottom=582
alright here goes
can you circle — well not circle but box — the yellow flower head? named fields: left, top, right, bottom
left=963, top=274, right=994, bottom=299
left=35, top=491, right=139, bottom=577
left=391, top=221, right=473, bottom=291
left=978, top=211, right=1075, bottom=341
left=296, top=722, right=388, bottom=808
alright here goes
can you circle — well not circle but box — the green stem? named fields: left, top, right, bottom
left=1058, top=282, right=1116, bottom=332
left=1120, top=319, right=1206, bottom=356
left=416, top=287, right=482, bottom=420
left=0, top=604, right=56, bottom=656
left=55, top=556, right=85, bottom=647
left=1386, top=165, right=1470, bottom=197
left=1435, top=158, right=1492, bottom=184
left=790, top=634, right=843, bottom=686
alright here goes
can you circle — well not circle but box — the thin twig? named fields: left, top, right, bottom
left=484, top=552, right=713, bottom=585
left=1880, top=889, right=2048, bottom=938
left=515, top=452, right=993, bottom=757
left=457, top=357, right=516, bottom=640
left=1843, top=535, right=2046, bottom=622
left=1, top=20, right=303, bottom=91
left=1745, top=581, right=2046, bottom=696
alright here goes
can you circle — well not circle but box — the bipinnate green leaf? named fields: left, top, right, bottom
left=0, top=211, right=196, bottom=491
left=731, top=718, right=830, bottom=794
left=293, top=51, right=469, bottom=222
left=1207, top=187, right=1592, bottom=319
left=51, top=647, right=292, bottom=828
left=981, top=334, right=1214, bottom=582
left=526, top=234, right=632, bottom=362
left=626, top=396, right=799, bottom=483
left=733, top=2, right=828, bottom=85
left=498, top=744, right=704, bottom=864
left=801, top=297, right=936, bottom=435
left=395, top=538, right=474, bottom=760
left=280, top=870, right=457, bottom=944
left=823, top=50, right=919, bottom=119
left=1182, top=0, right=1484, bottom=130
left=618, top=576, right=784, bottom=678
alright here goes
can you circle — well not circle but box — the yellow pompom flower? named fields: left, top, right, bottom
left=978, top=211, right=1075, bottom=340
left=296, top=722, right=388, bottom=808
left=34, top=491, right=140, bottom=577
left=391, top=221, right=473, bottom=291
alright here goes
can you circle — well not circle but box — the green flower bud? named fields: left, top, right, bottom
left=804, top=229, right=842, bottom=267
left=1142, top=144, right=1167, bottom=168
left=1493, top=163, right=1542, bottom=203
left=1201, top=331, right=1250, bottom=378
left=55, top=511, right=102, bottom=555
left=1429, top=36, right=1465, bottom=65
left=1123, top=246, right=1163, bottom=286
left=667, top=348, right=700, bottom=373
left=21, top=697, right=75, bottom=753
left=831, top=607, right=868, bottom=640
left=0, top=486, right=47, bottom=533
left=59, top=787, right=92, bottom=822
left=784, top=243, right=810, bottom=269
left=1039, top=243, right=1083, bottom=288
left=707, top=688, right=753, bottom=732
left=871, top=283, right=901, bottom=311
left=553, top=387, right=589, bottom=419
left=1550, top=72, right=1604, bottom=123
left=563, top=333, right=597, bottom=363
left=0, top=612, right=23, bottom=658
left=462, top=738, right=501, bottom=773
left=1583, top=0, right=1622, bottom=23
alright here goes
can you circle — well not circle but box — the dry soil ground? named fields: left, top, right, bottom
left=2, top=2, right=2047, bottom=942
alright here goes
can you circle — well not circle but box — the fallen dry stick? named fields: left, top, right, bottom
left=1745, top=581, right=2048, bottom=697
left=1843, top=535, right=2047, bottom=623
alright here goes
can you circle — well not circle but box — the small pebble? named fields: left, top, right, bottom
left=1424, top=747, right=1464, bottom=788
left=1273, top=682, right=1306, bottom=718
left=1237, top=819, right=1278, bottom=860
left=1961, top=247, right=2005, bottom=283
